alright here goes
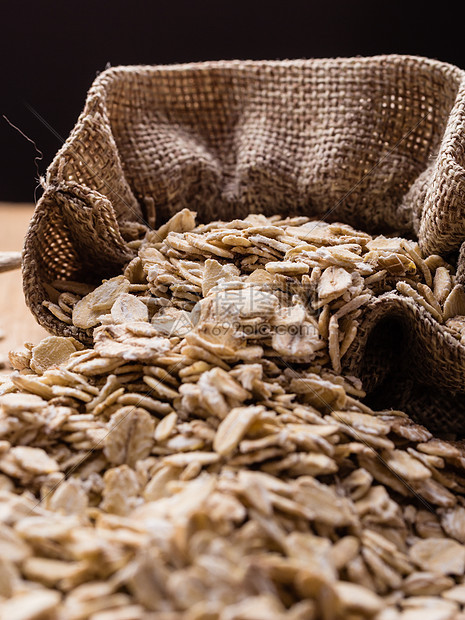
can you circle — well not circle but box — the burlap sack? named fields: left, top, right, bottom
left=22, top=56, right=465, bottom=430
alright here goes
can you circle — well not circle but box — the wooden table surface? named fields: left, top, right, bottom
left=0, top=203, right=48, bottom=363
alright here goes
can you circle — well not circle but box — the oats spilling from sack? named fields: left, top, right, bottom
left=2, top=211, right=465, bottom=618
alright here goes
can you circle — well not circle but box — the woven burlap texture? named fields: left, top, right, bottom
left=22, top=56, right=465, bottom=430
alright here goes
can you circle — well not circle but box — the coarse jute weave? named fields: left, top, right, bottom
left=22, top=56, right=465, bottom=430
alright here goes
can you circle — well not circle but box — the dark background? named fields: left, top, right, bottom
left=2, top=0, right=465, bottom=202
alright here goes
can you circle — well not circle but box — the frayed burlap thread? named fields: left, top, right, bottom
left=22, top=56, right=465, bottom=429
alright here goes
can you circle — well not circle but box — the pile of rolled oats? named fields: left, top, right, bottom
left=2, top=210, right=465, bottom=619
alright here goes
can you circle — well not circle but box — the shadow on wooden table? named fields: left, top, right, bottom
left=0, top=203, right=48, bottom=364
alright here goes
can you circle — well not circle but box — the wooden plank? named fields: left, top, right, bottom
left=0, top=203, right=48, bottom=363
